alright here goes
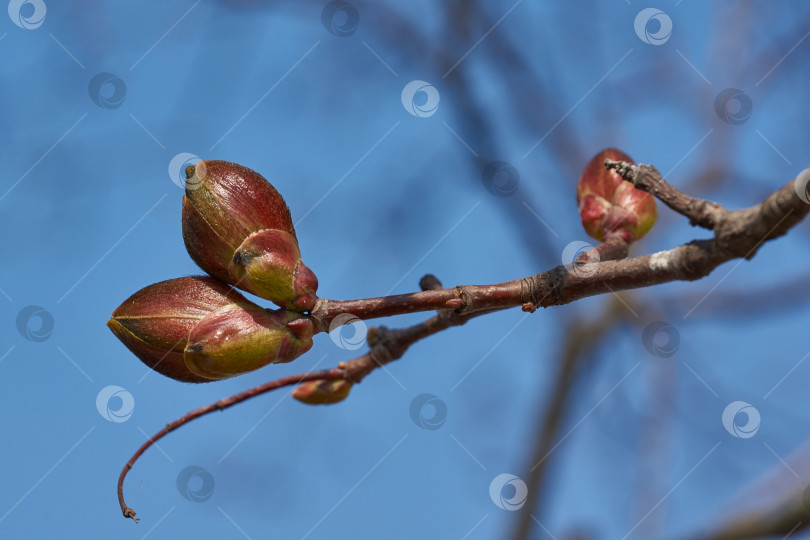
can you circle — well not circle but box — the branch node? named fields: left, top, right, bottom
left=309, top=298, right=329, bottom=334
left=455, top=286, right=474, bottom=314
left=521, top=275, right=544, bottom=309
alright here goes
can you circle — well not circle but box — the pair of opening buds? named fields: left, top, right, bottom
left=107, top=161, right=321, bottom=386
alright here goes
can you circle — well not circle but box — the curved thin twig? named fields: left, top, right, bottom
left=118, top=369, right=344, bottom=522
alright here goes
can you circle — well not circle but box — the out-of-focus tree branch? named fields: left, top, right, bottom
left=511, top=297, right=632, bottom=540
left=699, top=491, right=808, bottom=540
left=698, top=482, right=810, bottom=540
left=693, top=439, right=810, bottom=540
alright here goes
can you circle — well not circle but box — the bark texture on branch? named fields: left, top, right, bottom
left=605, top=160, right=728, bottom=229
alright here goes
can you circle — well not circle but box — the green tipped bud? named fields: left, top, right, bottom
left=184, top=306, right=313, bottom=380
left=107, top=276, right=242, bottom=383
left=182, top=160, right=318, bottom=311
left=228, top=229, right=318, bottom=313
left=292, top=378, right=353, bottom=405
left=576, top=149, right=657, bottom=242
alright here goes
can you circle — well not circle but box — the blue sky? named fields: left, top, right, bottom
left=2, top=2, right=810, bottom=539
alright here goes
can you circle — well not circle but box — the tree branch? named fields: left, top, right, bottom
left=578, top=231, right=631, bottom=264
left=311, top=170, right=807, bottom=331
left=338, top=275, right=505, bottom=383
left=119, top=165, right=810, bottom=522
left=699, top=486, right=809, bottom=540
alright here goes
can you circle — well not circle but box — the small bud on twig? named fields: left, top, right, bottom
left=576, top=149, right=657, bottom=243
left=292, top=378, right=353, bottom=405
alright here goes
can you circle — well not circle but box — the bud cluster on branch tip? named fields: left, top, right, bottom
left=182, top=160, right=318, bottom=312
left=292, top=378, right=353, bottom=405
left=108, top=277, right=314, bottom=383
left=576, top=148, right=657, bottom=243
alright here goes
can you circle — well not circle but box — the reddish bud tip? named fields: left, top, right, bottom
left=576, top=149, right=657, bottom=242
left=228, top=229, right=318, bottom=312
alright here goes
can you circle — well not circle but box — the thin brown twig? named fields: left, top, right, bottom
left=577, top=231, right=631, bottom=265
left=605, top=159, right=728, bottom=230
left=338, top=277, right=507, bottom=384
left=118, top=368, right=344, bottom=522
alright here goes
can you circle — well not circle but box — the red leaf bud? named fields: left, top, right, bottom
left=182, top=160, right=318, bottom=311
left=576, top=149, right=657, bottom=243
